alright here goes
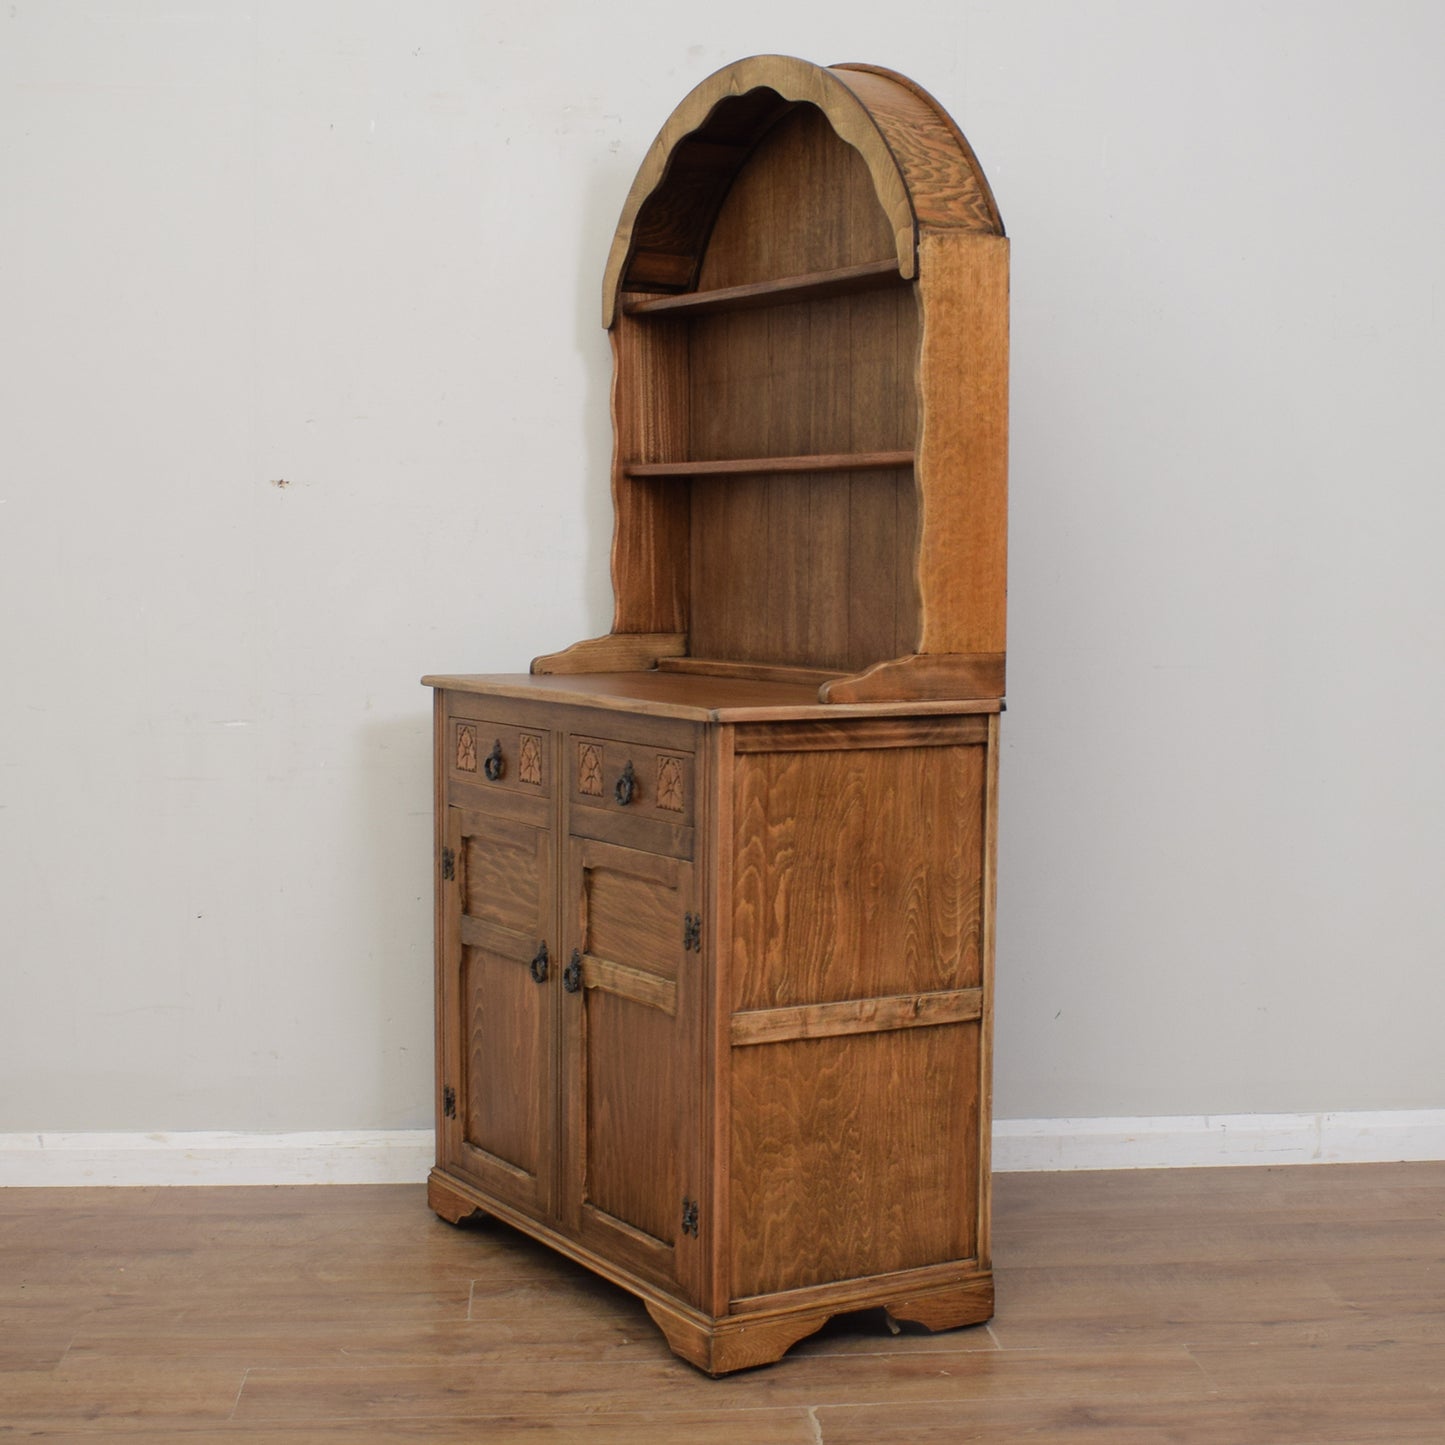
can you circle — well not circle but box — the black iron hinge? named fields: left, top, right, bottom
left=442, top=1085, right=457, bottom=1119
left=683, top=912, right=702, bottom=953
left=681, top=1196, right=699, bottom=1237
left=441, top=847, right=455, bottom=881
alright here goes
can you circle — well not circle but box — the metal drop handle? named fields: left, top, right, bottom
left=483, top=740, right=504, bottom=781
left=614, top=760, right=636, bottom=805
left=529, top=941, right=549, bottom=984
left=563, top=949, right=582, bottom=994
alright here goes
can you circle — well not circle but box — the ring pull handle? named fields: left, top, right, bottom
left=563, top=949, right=583, bottom=994
left=529, top=941, right=549, bottom=984
left=614, top=760, right=636, bottom=806
left=483, top=740, right=505, bottom=781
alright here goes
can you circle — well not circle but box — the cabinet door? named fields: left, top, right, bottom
left=440, top=806, right=556, bottom=1220
left=561, top=836, right=701, bottom=1299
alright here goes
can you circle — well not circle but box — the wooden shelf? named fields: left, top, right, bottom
left=655, top=657, right=844, bottom=687
left=625, top=450, right=913, bottom=480
left=621, top=259, right=907, bottom=319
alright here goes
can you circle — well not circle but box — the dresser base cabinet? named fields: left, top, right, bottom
left=427, top=675, right=998, bottom=1373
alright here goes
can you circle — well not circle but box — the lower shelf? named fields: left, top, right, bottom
left=428, top=1167, right=994, bottom=1374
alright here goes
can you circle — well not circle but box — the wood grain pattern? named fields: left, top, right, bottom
left=460, top=823, right=545, bottom=937
left=626, top=450, right=913, bottom=477
left=561, top=833, right=699, bottom=1295
left=583, top=955, right=678, bottom=1016
left=913, top=230, right=1010, bottom=656
left=694, top=103, right=898, bottom=291
left=581, top=989, right=680, bottom=1252
left=434, top=672, right=1003, bottom=722
left=729, top=1024, right=981, bottom=1296
left=655, top=657, right=843, bottom=686
left=822, top=650, right=1006, bottom=703
left=731, top=713, right=987, bottom=753
left=730, top=986, right=982, bottom=1046
left=979, top=710, right=1000, bottom=1271
left=444, top=806, right=555, bottom=1220
left=447, top=718, right=552, bottom=797
left=576, top=838, right=690, bottom=986
left=831, top=64, right=1005, bottom=234
left=607, top=312, right=692, bottom=638
left=569, top=734, right=696, bottom=829
left=687, top=469, right=916, bottom=670
left=730, top=737, right=986, bottom=1009
left=530, top=632, right=687, bottom=675
left=461, top=945, right=543, bottom=1178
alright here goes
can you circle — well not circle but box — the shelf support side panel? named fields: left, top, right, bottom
left=913, top=231, right=1009, bottom=658
left=610, top=311, right=691, bottom=636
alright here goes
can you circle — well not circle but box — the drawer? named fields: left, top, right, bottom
left=448, top=714, right=551, bottom=799
left=570, top=733, right=695, bottom=829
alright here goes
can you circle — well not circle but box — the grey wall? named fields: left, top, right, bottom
left=3, top=1, right=1443, bottom=1132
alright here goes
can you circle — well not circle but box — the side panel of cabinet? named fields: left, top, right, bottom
left=725, top=717, right=993, bottom=1302
left=561, top=834, right=702, bottom=1301
left=440, top=804, right=557, bottom=1220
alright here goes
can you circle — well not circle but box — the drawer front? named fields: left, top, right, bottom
left=570, top=734, right=695, bottom=828
left=449, top=714, right=551, bottom=799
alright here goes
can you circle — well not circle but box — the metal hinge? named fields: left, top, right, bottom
left=441, top=847, right=455, bottom=881
left=681, top=1197, right=699, bottom=1237
left=683, top=912, right=702, bottom=953
left=442, top=1086, right=457, bottom=1119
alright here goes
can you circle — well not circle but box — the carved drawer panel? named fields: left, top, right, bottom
left=571, top=734, right=695, bottom=828
left=449, top=717, right=551, bottom=797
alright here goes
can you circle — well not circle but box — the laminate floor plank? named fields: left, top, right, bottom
left=816, top=1396, right=1445, bottom=1444
left=987, top=1261, right=1371, bottom=1349
left=66, top=1309, right=672, bottom=1371
left=230, top=1348, right=1208, bottom=1422
left=1188, top=1339, right=1445, bottom=1399
left=0, top=1298, right=81, bottom=1372
left=0, top=1412, right=821, bottom=1445
left=2, top=1165, right=1443, bottom=1440
left=0, top=1361, right=247, bottom=1432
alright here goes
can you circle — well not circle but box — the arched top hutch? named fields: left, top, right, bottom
left=532, top=54, right=1009, bottom=706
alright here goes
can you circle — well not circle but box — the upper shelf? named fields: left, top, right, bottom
left=624, top=451, right=913, bottom=480
left=621, top=260, right=907, bottom=320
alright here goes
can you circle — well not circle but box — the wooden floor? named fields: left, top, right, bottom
left=2, top=1163, right=1443, bottom=1441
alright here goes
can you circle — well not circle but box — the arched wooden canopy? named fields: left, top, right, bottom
left=602, top=55, right=1003, bottom=327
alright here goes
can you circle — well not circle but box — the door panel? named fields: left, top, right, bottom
left=462, top=944, right=545, bottom=1178
left=562, top=835, right=699, bottom=1297
left=442, top=806, right=555, bottom=1219
left=584, top=848, right=685, bottom=984
left=584, top=988, right=679, bottom=1245
left=462, top=826, right=546, bottom=935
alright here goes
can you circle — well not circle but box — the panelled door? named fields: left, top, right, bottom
left=560, top=834, right=702, bottom=1300
left=440, top=804, right=557, bottom=1220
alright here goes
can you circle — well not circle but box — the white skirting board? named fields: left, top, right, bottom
left=2, top=1112, right=1444, bottom=1187
left=0, top=1130, right=436, bottom=1188
left=991, top=1110, right=1445, bottom=1173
